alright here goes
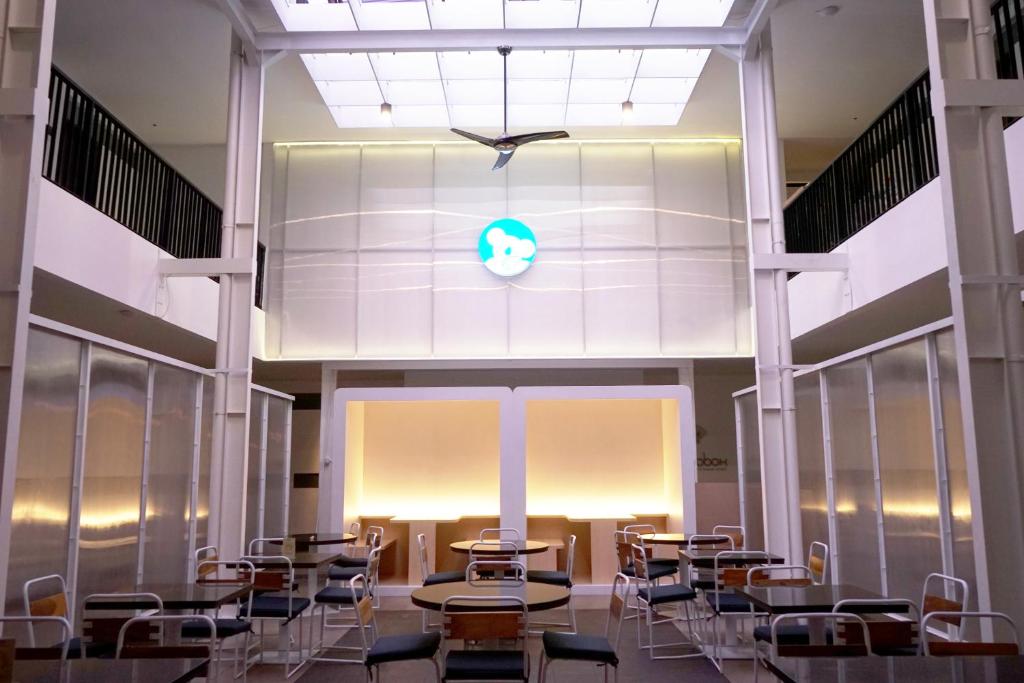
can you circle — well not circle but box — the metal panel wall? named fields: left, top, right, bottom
left=794, top=374, right=829, bottom=554
left=244, top=390, right=264, bottom=546
left=263, top=396, right=291, bottom=538
left=196, top=377, right=214, bottom=552
left=736, top=392, right=764, bottom=550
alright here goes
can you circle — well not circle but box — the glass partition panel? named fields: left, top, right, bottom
left=263, top=396, right=290, bottom=538
left=196, top=377, right=213, bottom=552
left=77, top=346, right=147, bottom=606
left=5, top=329, right=80, bottom=639
left=795, top=373, right=829, bottom=557
left=935, top=330, right=977, bottom=606
left=142, top=365, right=196, bottom=585
left=737, top=392, right=763, bottom=550
left=873, top=339, right=943, bottom=602
left=825, top=360, right=881, bottom=591
left=244, top=391, right=264, bottom=547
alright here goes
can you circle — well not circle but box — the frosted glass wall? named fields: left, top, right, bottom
left=264, top=141, right=750, bottom=360
left=244, top=391, right=292, bottom=544
left=735, top=391, right=764, bottom=550
left=734, top=324, right=975, bottom=602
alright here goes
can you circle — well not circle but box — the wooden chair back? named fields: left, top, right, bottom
left=629, top=544, right=650, bottom=581
left=922, top=611, right=1020, bottom=656
left=834, top=599, right=920, bottom=652
left=445, top=611, right=523, bottom=641
left=713, top=525, right=745, bottom=550
left=116, top=615, right=214, bottom=660
left=807, top=542, right=828, bottom=584
left=922, top=594, right=964, bottom=626
left=750, top=564, right=814, bottom=588
left=0, top=617, right=71, bottom=660
left=28, top=592, right=68, bottom=619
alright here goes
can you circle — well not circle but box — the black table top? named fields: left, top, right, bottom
left=268, top=533, right=357, bottom=548
left=734, top=584, right=902, bottom=614
left=84, top=583, right=251, bottom=610
left=247, top=551, right=345, bottom=569
left=12, top=657, right=208, bottom=682
left=678, top=549, right=787, bottom=566
left=767, top=655, right=1024, bottom=683
left=410, top=580, right=570, bottom=612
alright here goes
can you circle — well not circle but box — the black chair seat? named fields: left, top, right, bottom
left=526, top=570, right=572, bottom=587
left=181, top=617, right=251, bottom=639
left=621, top=564, right=677, bottom=581
left=329, top=565, right=367, bottom=581
left=649, top=558, right=679, bottom=570
left=542, top=632, right=618, bottom=666
left=314, top=586, right=367, bottom=605
left=690, top=579, right=716, bottom=591
left=242, top=596, right=310, bottom=621
left=333, top=555, right=369, bottom=569
left=704, top=592, right=751, bottom=613
left=366, top=632, right=441, bottom=667
left=752, top=624, right=833, bottom=644
left=637, top=583, right=697, bottom=606
left=445, top=650, right=527, bottom=680
left=423, top=570, right=464, bottom=586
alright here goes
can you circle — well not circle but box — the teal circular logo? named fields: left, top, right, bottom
left=478, top=218, right=537, bottom=277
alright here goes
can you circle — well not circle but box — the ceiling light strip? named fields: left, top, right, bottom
left=273, top=137, right=741, bottom=148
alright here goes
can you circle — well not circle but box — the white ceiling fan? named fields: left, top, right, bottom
left=450, top=46, right=570, bottom=170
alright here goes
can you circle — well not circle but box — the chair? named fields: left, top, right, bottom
left=441, top=595, right=529, bottom=681
left=480, top=527, right=521, bottom=541
left=703, top=551, right=768, bottom=669
left=749, top=565, right=816, bottom=682
left=468, top=541, right=520, bottom=580
left=685, top=533, right=735, bottom=592
left=807, top=541, right=829, bottom=584
left=922, top=612, right=1020, bottom=656
left=770, top=613, right=871, bottom=658
left=334, top=525, right=384, bottom=570
left=630, top=543, right=699, bottom=660
left=920, top=572, right=970, bottom=642
left=538, top=573, right=628, bottom=683
left=314, top=547, right=382, bottom=634
left=115, top=614, right=215, bottom=667
left=623, top=524, right=678, bottom=573
left=247, top=537, right=284, bottom=556
left=712, top=525, right=745, bottom=550
left=22, top=574, right=87, bottom=657
left=417, top=534, right=463, bottom=587
left=239, top=554, right=310, bottom=678
left=466, top=560, right=526, bottom=582
left=834, top=598, right=920, bottom=656
left=194, top=559, right=257, bottom=680
left=0, top=616, right=72, bottom=660
left=527, top=534, right=577, bottom=634
left=310, top=574, right=441, bottom=678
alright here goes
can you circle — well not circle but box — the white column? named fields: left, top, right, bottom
left=922, top=0, right=1024, bottom=626
left=209, top=35, right=265, bottom=559
left=738, top=26, right=803, bottom=561
left=0, top=0, right=56, bottom=621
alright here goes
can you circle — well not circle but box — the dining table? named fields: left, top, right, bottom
left=410, top=579, right=570, bottom=612
left=9, top=657, right=208, bottom=683
left=767, top=654, right=1024, bottom=683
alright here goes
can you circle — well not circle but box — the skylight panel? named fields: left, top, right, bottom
left=425, top=0, right=503, bottom=29
left=390, top=104, right=451, bottom=127
left=565, top=102, right=623, bottom=126
left=379, top=79, right=447, bottom=105
left=274, top=0, right=358, bottom=31
left=636, top=49, right=711, bottom=78
left=349, top=0, right=430, bottom=30
left=570, top=50, right=641, bottom=79
left=631, top=102, right=687, bottom=125
left=577, top=0, right=657, bottom=28
left=437, top=51, right=503, bottom=80
left=504, top=0, right=581, bottom=28
left=507, top=104, right=568, bottom=128
left=629, top=77, right=697, bottom=104
left=314, top=80, right=384, bottom=106
left=369, top=52, right=441, bottom=80
left=449, top=104, right=504, bottom=128
left=508, top=79, right=570, bottom=105
left=508, top=50, right=574, bottom=79
left=569, top=78, right=632, bottom=104
left=651, top=0, right=735, bottom=27
left=444, top=79, right=504, bottom=106
left=301, top=53, right=376, bottom=81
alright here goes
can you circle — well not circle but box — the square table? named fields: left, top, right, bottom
left=678, top=549, right=786, bottom=569
left=83, top=582, right=251, bottom=611
left=767, top=655, right=1024, bottom=683
left=247, top=551, right=345, bottom=601
left=12, top=657, right=208, bottom=682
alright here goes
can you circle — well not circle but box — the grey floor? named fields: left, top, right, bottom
left=293, top=609, right=732, bottom=683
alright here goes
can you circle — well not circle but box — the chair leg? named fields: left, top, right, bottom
left=432, top=657, right=442, bottom=683
left=538, top=654, right=547, bottom=683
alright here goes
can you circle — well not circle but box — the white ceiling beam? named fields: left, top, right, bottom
left=254, top=26, right=747, bottom=53
left=742, top=0, right=779, bottom=51
left=215, top=0, right=259, bottom=52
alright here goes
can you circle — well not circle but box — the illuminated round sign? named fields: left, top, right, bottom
left=478, top=218, right=537, bottom=277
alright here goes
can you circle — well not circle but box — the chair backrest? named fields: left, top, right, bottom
left=247, top=537, right=284, bottom=556
left=771, top=613, right=872, bottom=658
left=565, top=534, right=577, bottom=581
left=364, top=547, right=383, bottom=595
left=747, top=564, right=814, bottom=588
left=366, top=526, right=384, bottom=548
left=116, top=614, right=215, bottom=660
left=807, top=542, right=829, bottom=584
left=629, top=543, right=652, bottom=583
left=349, top=521, right=362, bottom=538
left=347, top=574, right=378, bottom=662
left=468, top=540, right=520, bottom=572
left=416, top=533, right=430, bottom=581
left=441, top=595, right=528, bottom=675
left=196, top=559, right=256, bottom=586
left=922, top=612, right=1020, bottom=656
left=479, top=527, right=521, bottom=541
left=622, top=524, right=656, bottom=536
left=605, top=573, right=630, bottom=651
left=0, top=616, right=71, bottom=660
left=194, top=546, right=219, bottom=579
left=687, top=533, right=735, bottom=551
left=242, top=554, right=296, bottom=597
left=614, top=531, right=640, bottom=572
left=466, top=560, right=526, bottom=582
left=834, top=599, right=921, bottom=652
left=920, top=573, right=970, bottom=639
left=712, top=525, right=745, bottom=550
left=82, top=593, right=164, bottom=649
left=712, top=551, right=768, bottom=592
left=22, top=575, right=71, bottom=648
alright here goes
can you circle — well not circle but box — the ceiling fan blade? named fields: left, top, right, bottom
left=492, top=150, right=515, bottom=171
left=503, top=130, right=570, bottom=146
left=450, top=128, right=498, bottom=147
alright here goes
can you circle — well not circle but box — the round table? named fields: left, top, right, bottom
left=640, top=533, right=731, bottom=546
left=269, top=533, right=357, bottom=552
left=411, top=580, right=570, bottom=612
left=449, top=540, right=549, bottom=555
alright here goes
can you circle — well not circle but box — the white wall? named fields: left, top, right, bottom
left=263, top=140, right=751, bottom=360
left=787, top=119, right=1024, bottom=339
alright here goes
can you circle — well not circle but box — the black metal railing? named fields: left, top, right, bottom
left=42, top=67, right=265, bottom=308
left=785, top=0, right=1023, bottom=255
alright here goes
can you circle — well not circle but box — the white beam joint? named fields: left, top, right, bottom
left=752, top=253, right=849, bottom=272
left=933, top=78, right=1024, bottom=109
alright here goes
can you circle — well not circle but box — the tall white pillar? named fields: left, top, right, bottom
left=0, top=0, right=56, bottom=619
left=738, top=26, right=803, bottom=562
left=209, top=35, right=265, bottom=559
left=922, top=0, right=1024, bottom=626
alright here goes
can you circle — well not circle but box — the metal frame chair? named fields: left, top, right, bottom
left=316, top=547, right=383, bottom=634
left=920, top=572, right=970, bottom=642
left=630, top=543, right=699, bottom=660
left=712, top=525, right=745, bottom=550
left=807, top=542, right=829, bottom=584
left=922, top=611, right=1020, bottom=656
left=702, top=550, right=768, bottom=669
left=239, top=553, right=310, bottom=678
left=195, top=558, right=258, bottom=680
left=538, top=573, right=628, bottom=683
left=81, top=593, right=164, bottom=662
left=479, top=527, right=521, bottom=541
left=116, top=614, right=216, bottom=679
left=527, top=534, right=577, bottom=634
left=22, top=574, right=74, bottom=652
left=770, top=612, right=871, bottom=659
left=749, top=565, right=816, bottom=683
left=247, top=537, right=284, bottom=556
left=440, top=595, right=529, bottom=682
left=834, top=598, right=920, bottom=655
left=0, top=616, right=72, bottom=660
left=613, top=530, right=671, bottom=622
left=466, top=560, right=526, bottom=582
left=625, top=525, right=680, bottom=579
left=417, top=533, right=462, bottom=633
left=468, top=541, right=520, bottom=581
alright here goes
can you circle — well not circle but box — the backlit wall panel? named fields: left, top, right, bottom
left=264, top=141, right=750, bottom=360
left=795, top=374, right=829, bottom=557
left=735, top=392, right=763, bottom=551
